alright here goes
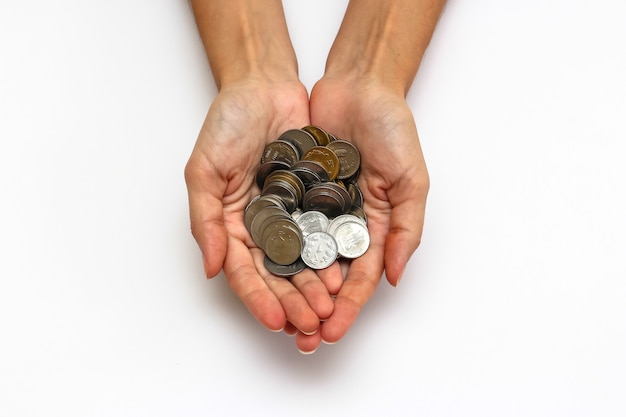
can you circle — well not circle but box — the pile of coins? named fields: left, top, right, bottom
left=244, top=126, right=370, bottom=277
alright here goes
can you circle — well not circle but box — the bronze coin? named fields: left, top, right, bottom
left=263, top=255, right=306, bottom=277
left=278, top=129, right=317, bottom=156
left=349, top=206, right=368, bottom=224
left=261, top=219, right=303, bottom=265
left=301, top=146, right=340, bottom=181
left=255, top=160, right=291, bottom=189
left=326, top=140, right=361, bottom=180
left=260, top=140, right=300, bottom=166
left=302, top=125, right=331, bottom=146
left=250, top=206, right=290, bottom=248
left=347, top=183, right=364, bottom=208
left=264, top=170, right=305, bottom=203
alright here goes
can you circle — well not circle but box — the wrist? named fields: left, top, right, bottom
left=192, top=0, right=300, bottom=89
left=212, top=52, right=300, bottom=89
left=323, top=10, right=407, bottom=95
left=322, top=0, right=446, bottom=96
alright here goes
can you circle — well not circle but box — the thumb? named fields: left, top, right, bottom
left=384, top=178, right=429, bottom=286
left=185, top=158, right=228, bottom=278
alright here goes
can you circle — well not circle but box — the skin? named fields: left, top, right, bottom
left=185, top=0, right=446, bottom=353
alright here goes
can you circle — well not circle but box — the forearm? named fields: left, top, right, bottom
left=324, top=0, right=446, bottom=95
left=190, top=0, right=299, bottom=88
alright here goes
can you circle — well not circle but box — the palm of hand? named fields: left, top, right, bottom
left=310, top=78, right=430, bottom=342
left=186, top=81, right=334, bottom=335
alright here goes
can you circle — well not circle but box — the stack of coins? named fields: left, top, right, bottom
left=245, top=126, right=369, bottom=277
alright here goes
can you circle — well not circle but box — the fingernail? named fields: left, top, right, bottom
left=298, top=347, right=318, bottom=355
left=321, top=338, right=337, bottom=345
left=395, top=267, right=406, bottom=287
left=202, top=254, right=209, bottom=278
left=300, top=328, right=318, bottom=336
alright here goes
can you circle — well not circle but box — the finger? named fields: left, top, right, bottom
left=253, top=253, right=321, bottom=335
left=223, top=237, right=286, bottom=332
left=384, top=174, right=429, bottom=286
left=284, top=322, right=298, bottom=336
left=289, top=268, right=334, bottom=320
left=295, top=328, right=322, bottom=354
left=319, top=221, right=386, bottom=344
left=313, top=261, right=344, bottom=295
left=185, top=156, right=228, bottom=278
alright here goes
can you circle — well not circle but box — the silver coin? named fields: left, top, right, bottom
left=295, top=210, right=329, bottom=237
left=327, top=214, right=367, bottom=236
left=332, top=221, right=370, bottom=259
left=301, top=232, right=338, bottom=269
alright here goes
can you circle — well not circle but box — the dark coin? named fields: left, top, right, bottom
left=265, top=170, right=305, bottom=203
left=264, top=255, right=306, bottom=277
left=261, top=218, right=303, bottom=265
left=291, top=160, right=330, bottom=189
left=301, top=146, right=340, bottom=181
left=244, top=195, right=285, bottom=233
left=327, top=140, right=361, bottom=180
left=302, top=186, right=345, bottom=218
left=302, top=125, right=331, bottom=146
left=290, top=164, right=323, bottom=190
left=347, top=183, right=364, bottom=208
left=319, top=182, right=352, bottom=213
left=260, top=140, right=300, bottom=166
left=349, top=206, right=368, bottom=224
left=250, top=206, right=290, bottom=247
left=262, top=180, right=299, bottom=213
left=255, top=160, right=291, bottom=189
left=344, top=168, right=360, bottom=184
left=278, top=129, right=317, bottom=156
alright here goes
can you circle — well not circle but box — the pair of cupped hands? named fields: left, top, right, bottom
left=185, top=75, right=429, bottom=353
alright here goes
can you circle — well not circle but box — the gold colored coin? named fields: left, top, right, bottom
left=302, top=125, right=331, bottom=146
left=301, top=146, right=340, bottom=181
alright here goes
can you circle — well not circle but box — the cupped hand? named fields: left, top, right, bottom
left=309, top=76, right=430, bottom=343
left=185, top=80, right=335, bottom=339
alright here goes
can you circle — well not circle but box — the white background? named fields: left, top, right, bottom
left=1, top=1, right=625, bottom=416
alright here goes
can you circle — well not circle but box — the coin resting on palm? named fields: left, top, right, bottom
left=245, top=126, right=369, bottom=277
